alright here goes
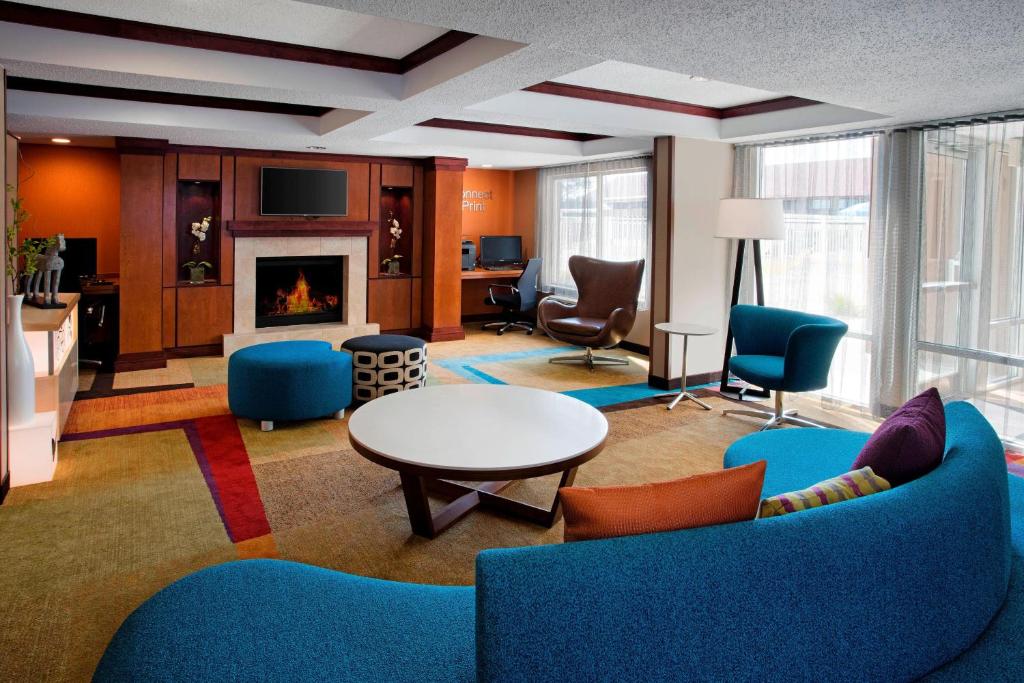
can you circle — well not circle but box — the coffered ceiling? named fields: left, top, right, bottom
left=2, top=0, right=1021, bottom=168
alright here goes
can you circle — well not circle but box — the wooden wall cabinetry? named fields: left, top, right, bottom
left=178, top=153, right=221, bottom=181
left=177, top=285, right=233, bottom=347
left=421, top=160, right=467, bottom=341
left=117, top=153, right=165, bottom=368
left=368, top=277, right=413, bottom=331
left=117, top=144, right=466, bottom=363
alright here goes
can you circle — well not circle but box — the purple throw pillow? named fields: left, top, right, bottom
left=851, top=388, right=946, bottom=486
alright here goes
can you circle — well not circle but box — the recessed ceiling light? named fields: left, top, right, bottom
left=306, top=145, right=326, bottom=150
left=688, top=75, right=710, bottom=82
left=481, top=164, right=493, bottom=168
left=51, top=137, right=71, bottom=144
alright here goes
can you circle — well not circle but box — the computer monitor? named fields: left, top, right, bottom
left=479, top=235, right=522, bottom=266
left=59, top=237, right=98, bottom=292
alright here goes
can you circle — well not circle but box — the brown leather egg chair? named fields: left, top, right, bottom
left=537, top=255, right=645, bottom=370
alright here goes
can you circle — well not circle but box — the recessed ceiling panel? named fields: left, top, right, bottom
left=553, top=60, right=781, bottom=108
left=26, top=0, right=449, bottom=58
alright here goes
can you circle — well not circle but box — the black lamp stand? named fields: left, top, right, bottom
left=719, top=238, right=771, bottom=400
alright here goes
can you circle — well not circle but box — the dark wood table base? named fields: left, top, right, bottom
left=399, top=467, right=578, bottom=539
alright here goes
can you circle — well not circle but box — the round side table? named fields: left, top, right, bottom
left=654, top=322, right=717, bottom=411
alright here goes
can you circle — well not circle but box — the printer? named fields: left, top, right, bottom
left=461, top=239, right=476, bottom=271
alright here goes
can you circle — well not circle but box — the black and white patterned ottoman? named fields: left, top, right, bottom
left=340, top=334, right=428, bottom=402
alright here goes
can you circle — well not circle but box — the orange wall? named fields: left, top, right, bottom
left=17, top=144, right=121, bottom=274
left=460, top=168, right=539, bottom=317
left=461, top=168, right=514, bottom=247
left=512, top=168, right=537, bottom=258
left=461, top=168, right=536, bottom=260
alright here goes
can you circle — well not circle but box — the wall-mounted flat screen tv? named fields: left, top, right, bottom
left=260, top=167, right=348, bottom=216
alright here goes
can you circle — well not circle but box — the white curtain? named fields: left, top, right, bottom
left=536, top=156, right=652, bottom=307
left=736, top=116, right=1024, bottom=444
left=737, top=136, right=877, bottom=408
left=917, top=118, right=1024, bottom=444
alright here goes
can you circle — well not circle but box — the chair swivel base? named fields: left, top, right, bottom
left=482, top=320, right=534, bottom=335
left=548, top=347, right=628, bottom=371
left=656, top=389, right=712, bottom=411
left=723, top=392, right=824, bottom=431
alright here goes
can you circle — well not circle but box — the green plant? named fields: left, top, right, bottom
left=5, top=186, right=54, bottom=295
left=182, top=260, right=213, bottom=271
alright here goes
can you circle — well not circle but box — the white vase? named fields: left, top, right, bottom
left=7, top=294, right=36, bottom=427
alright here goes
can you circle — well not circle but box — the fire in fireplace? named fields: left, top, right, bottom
left=255, top=256, right=343, bottom=328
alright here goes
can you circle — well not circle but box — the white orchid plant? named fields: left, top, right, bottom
left=182, top=215, right=213, bottom=276
left=387, top=216, right=402, bottom=250
left=191, top=216, right=211, bottom=242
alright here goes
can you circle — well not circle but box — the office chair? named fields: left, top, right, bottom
left=538, top=256, right=645, bottom=370
left=482, top=257, right=542, bottom=335
left=722, top=304, right=848, bottom=430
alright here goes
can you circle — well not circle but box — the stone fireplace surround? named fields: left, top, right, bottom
left=224, top=235, right=379, bottom=356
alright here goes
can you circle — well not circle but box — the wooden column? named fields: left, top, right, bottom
left=648, top=137, right=674, bottom=388
left=421, top=157, right=467, bottom=342
left=117, top=152, right=167, bottom=370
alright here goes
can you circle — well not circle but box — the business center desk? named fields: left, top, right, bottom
left=460, top=267, right=525, bottom=318
left=460, top=267, right=525, bottom=280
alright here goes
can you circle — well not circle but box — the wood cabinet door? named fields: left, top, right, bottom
left=176, top=285, right=234, bottom=347
left=368, top=278, right=412, bottom=331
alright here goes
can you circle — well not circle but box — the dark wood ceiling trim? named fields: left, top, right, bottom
left=417, top=118, right=608, bottom=142
left=399, top=31, right=476, bottom=72
left=112, top=137, right=422, bottom=165
left=7, top=77, right=333, bottom=117
left=0, top=2, right=474, bottom=74
left=524, top=81, right=723, bottom=119
left=719, top=96, right=820, bottom=118
left=524, top=81, right=820, bottom=120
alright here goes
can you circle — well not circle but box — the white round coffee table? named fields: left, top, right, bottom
left=348, top=384, right=608, bottom=538
left=654, top=322, right=717, bottom=411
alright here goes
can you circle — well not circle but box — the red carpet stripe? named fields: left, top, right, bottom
left=192, top=415, right=272, bottom=542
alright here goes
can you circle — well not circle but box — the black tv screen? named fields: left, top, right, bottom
left=480, top=235, right=522, bottom=265
left=59, top=237, right=98, bottom=292
left=260, top=167, right=348, bottom=216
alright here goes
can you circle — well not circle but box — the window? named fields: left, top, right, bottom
left=537, top=157, right=652, bottom=307
left=918, top=120, right=1024, bottom=444
left=755, top=137, right=876, bottom=407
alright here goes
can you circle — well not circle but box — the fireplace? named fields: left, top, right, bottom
left=255, top=256, right=343, bottom=328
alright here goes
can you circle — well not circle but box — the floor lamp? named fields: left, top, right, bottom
left=715, top=198, right=786, bottom=400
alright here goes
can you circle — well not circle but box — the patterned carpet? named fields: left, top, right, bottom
left=1, top=331, right=753, bottom=681
left=0, top=329, right=893, bottom=681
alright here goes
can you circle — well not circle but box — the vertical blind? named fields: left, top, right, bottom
left=536, top=156, right=652, bottom=307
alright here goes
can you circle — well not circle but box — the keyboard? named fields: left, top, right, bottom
left=483, top=264, right=523, bottom=271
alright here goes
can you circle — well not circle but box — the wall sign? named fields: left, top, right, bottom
left=462, top=189, right=492, bottom=213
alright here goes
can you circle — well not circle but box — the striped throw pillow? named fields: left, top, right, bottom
left=758, top=466, right=890, bottom=518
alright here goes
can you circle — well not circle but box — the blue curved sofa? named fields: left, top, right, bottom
left=95, top=402, right=1010, bottom=682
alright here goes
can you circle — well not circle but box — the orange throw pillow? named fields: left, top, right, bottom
left=559, top=460, right=767, bottom=542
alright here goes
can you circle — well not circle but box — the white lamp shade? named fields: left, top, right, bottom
left=715, top=198, right=786, bottom=240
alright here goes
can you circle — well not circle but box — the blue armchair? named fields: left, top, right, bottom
left=724, top=304, right=848, bottom=430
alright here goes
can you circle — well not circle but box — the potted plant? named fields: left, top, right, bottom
left=182, top=215, right=213, bottom=284
left=381, top=254, right=403, bottom=275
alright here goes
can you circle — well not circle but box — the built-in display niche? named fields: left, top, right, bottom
left=177, top=180, right=221, bottom=283
left=379, top=185, right=414, bottom=277
left=255, top=256, right=343, bottom=328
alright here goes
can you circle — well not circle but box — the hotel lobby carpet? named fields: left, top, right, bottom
left=2, top=330, right=1015, bottom=681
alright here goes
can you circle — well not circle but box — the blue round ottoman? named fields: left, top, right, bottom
left=228, top=340, right=352, bottom=431
left=340, top=334, right=427, bottom=402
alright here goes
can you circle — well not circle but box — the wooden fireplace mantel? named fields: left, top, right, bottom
left=226, top=220, right=375, bottom=238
